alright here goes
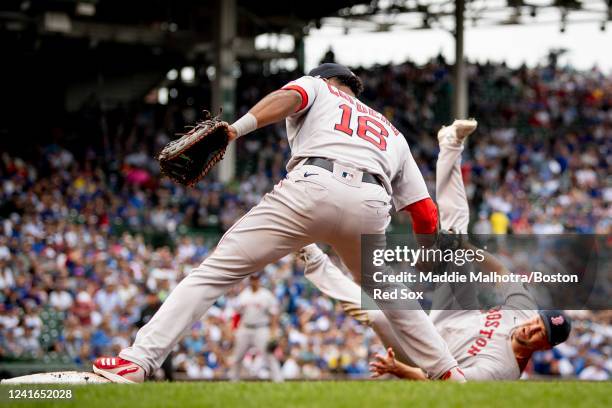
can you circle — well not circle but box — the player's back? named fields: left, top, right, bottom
left=284, top=76, right=407, bottom=178
left=283, top=76, right=428, bottom=209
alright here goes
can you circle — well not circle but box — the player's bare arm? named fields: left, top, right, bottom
left=228, top=90, right=302, bottom=141
left=249, top=89, right=302, bottom=128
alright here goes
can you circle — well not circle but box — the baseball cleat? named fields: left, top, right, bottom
left=437, top=119, right=478, bottom=146
left=93, top=357, right=145, bottom=383
left=297, top=244, right=325, bottom=264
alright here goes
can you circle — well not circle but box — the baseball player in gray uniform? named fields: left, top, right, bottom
left=229, top=274, right=282, bottom=382
left=301, top=120, right=572, bottom=380
left=93, top=63, right=464, bottom=383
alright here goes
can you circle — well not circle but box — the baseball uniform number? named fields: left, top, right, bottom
left=357, top=115, right=388, bottom=151
left=334, top=104, right=389, bottom=151
left=334, top=104, right=353, bottom=136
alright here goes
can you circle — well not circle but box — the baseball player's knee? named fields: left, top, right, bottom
left=403, top=197, right=438, bottom=234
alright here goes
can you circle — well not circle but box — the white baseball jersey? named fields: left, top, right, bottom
left=282, top=76, right=430, bottom=210
left=235, top=287, right=279, bottom=327
left=434, top=283, right=538, bottom=380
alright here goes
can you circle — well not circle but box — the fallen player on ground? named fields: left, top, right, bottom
left=301, top=120, right=572, bottom=380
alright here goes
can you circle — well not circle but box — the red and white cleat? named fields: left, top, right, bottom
left=93, top=357, right=145, bottom=384
left=440, top=367, right=467, bottom=383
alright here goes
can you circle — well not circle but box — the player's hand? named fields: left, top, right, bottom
left=228, top=125, right=238, bottom=142
left=369, top=347, right=397, bottom=378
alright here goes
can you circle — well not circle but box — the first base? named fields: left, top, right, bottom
left=1, top=371, right=110, bottom=384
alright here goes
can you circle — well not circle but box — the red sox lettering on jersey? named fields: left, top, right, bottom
left=467, top=308, right=503, bottom=357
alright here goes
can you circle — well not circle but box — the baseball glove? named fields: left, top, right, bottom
left=432, top=229, right=464, bottom=275
left=266, top=338, right=279, bottom=353
left=156, top=110, right=230, bottom=186
left=436, top=229, right=464, bottom=251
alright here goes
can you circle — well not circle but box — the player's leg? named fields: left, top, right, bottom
left=228, top=328, right=252, bottom=381
left=430, top=120, right=481, bottom=323
left=301, top=244, right=368, bottom=322
left=252, top=327, right=283, bottom=382
left=435, top=119, right=477, bottom=233
left=302, top=244, right=416, bottom=366
left=328, top=180, right=461, bottom=380
left=266, top=351, right=283, bottom=383
left=104, top=172, right=333, bottom=379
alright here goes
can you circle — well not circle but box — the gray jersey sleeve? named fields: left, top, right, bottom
left=390, top=142, right=430, bottom=210
left=281, top=76, right=318, bottom=117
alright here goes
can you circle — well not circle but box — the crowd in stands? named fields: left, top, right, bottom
left=354, top=58, right=610, bottom=234
left=0, top=56, right=610, bottom=380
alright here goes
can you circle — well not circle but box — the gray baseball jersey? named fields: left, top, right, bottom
left=434, top=284, right=537, bottom=380
left=282, top=76, right=429, bottom=210
left=235, top=287, right=278, bottom=327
